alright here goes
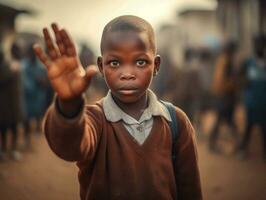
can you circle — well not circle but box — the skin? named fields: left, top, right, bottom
left=34, top=23, right=98, bottom=116
left=98, top=31, right=160, bottom=119
left=34, top=23, right=160, bottom=120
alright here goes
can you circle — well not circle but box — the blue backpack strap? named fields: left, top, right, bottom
left=160, top=100, right=179, bottom=171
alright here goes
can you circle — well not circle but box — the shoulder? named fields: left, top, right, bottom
left=173, top=105, right=197, bottom=151
left=84, top=99, right=106, bottom=122
left=216, top=54, right=227, bottom=64
left=174, top=106, right=190, bottom=124
left=174, top=105, right=195, bottom=135
left=159, top=101, right=191, bottom=128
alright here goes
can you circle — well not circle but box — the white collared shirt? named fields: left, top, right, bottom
left=102, top=89, right=171, bottom=145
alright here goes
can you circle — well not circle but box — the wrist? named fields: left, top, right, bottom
left=57, top=95, right=84, bottom=118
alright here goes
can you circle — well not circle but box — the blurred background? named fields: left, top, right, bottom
left=0, top=0, right=265, bottom=199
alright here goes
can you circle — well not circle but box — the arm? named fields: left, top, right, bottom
left=34, top=23, right=98, bottom=161
left=175, top=109, right=202, bottom=200
left=212, top=55, right=226, bottom=96
left=43, top=97, right=102, bottom=162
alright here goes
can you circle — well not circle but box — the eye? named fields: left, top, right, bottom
left=136, top=59, right=147, bottom=67
left=109, top=60, right=120, bottom=67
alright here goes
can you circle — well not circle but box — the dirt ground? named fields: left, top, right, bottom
left=0, top=114, right=265, bottom=200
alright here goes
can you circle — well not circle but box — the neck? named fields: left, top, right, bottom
left=112, top=92, right=148, bottom=121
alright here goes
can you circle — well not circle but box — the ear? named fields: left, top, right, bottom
left=153, top=55, right=161, bottom=76
left=97, top=56, right=104, bottom=77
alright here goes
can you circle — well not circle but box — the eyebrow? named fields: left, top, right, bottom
left=105, top=52, right=150, bottom=59
left=132, top=52, right=150, bottom=57
left=105, top=54, right=121, bottom=60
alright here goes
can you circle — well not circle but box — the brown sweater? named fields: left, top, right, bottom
left=43, top=100, right=202, bottom=200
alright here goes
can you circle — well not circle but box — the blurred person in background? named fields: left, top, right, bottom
left=197, top=48, right=216, bottom=111
left=79, top=43, right=94, bottom=68
left=79, top=43, right=107, bottom=101
left=0, top=42, right=23, bottom=161
left=151, top=25, right=178, bottom=102
left=236, top=34, right=266, bottom=160
left=151, top=50, right=177, bottom=101
left=195, top=48, right=216, bottom=136
left=174, top=48, right=202, bottom=123
left=209, top=41, right=239, bottom=153
left=21, top=44, right=48, bottom=150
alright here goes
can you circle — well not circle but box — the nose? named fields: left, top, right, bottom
left=120, top=67, right=136, bottom=80
left=120, top=73, right=136, bottom=80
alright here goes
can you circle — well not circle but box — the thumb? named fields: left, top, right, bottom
left=85, top=65, right=98, bottom=80
left=82, top=65, right=98, bottom=88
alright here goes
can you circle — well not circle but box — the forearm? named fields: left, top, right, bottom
left=43, top=98, right=86, bottom=161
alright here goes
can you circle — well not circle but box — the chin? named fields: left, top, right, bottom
left=112, top=91, right=144, bottom=104
left=116, top=95, right=140, bottom=104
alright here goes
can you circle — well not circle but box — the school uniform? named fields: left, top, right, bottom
left=44, top=90, right=202, bottom=200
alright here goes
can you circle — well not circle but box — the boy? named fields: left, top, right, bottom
left=34, top=15, right=202, bottom=200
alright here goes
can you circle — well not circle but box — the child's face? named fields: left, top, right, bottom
left=98, top=31, right=160, bottom=104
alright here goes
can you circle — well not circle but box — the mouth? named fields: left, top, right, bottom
left=117, top=88, right=138, bottom=95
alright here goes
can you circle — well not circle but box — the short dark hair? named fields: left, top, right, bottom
left=100, top=15, right=156, bottom=54
left=253, top=34, right=266, bottom=58
left=224, top=40, right=238, bottom=55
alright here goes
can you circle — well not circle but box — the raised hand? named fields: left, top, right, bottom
left=34, top=23, right=97, bottom=101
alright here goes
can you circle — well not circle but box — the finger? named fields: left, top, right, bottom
left=82, top=65, right=98, bottom=87
left=51, top=23, right=66, bottom=56
left=60, top=29, right=77, bottom=56
left=43, top=27, right=59, bottom=60
left=33, top=44, right=51, bottom=69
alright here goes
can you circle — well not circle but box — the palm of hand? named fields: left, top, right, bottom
left=48, top=56, right=86, bottom=100
left=33, top=23, right=97, bottom=101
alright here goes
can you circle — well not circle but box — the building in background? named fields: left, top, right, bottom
left=217, top=0, right=266, bottom=55
left=156, top=4, right=222, bottom=68
left=177, top=7, right=222, bottom=50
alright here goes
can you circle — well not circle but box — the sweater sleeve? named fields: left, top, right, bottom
left=174, top=108, right=203, bottom=200
left=43, top=97, right=103, bottom=162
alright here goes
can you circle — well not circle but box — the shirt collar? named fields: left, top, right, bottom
left=102, top=89, right=172, bottom=124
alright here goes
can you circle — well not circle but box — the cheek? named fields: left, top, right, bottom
left=139, top=68, right=154, bottom=86
left=103, top=69, right=117, bottom=88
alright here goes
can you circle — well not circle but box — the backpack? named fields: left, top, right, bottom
left=160, top=101, right=179, bottom=173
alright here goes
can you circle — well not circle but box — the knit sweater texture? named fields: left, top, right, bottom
left=43, top=99, right=202, bottom=200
